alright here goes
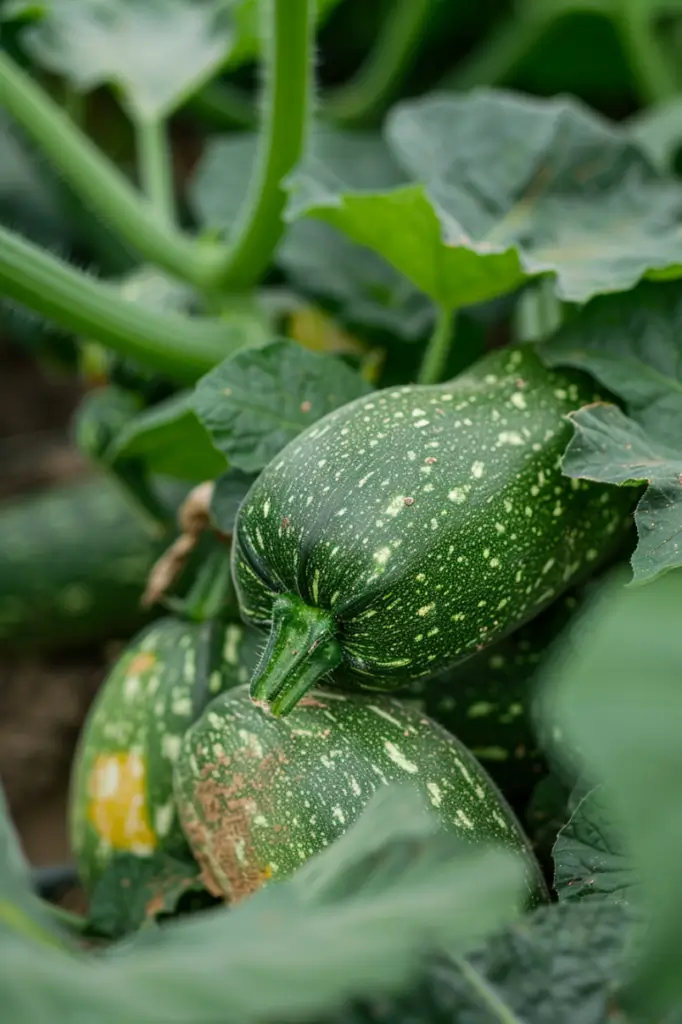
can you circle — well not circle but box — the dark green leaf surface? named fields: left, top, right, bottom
left=107, top=391, right=227, bottom=483
left=190, top=129, right=433, bottom=339
left=561, top=403, right=679, bottom=583
left=553, top=786, right=635, bottom=905
left=331, top=900, right=633, bottom=1024
left=286, top=89, right=682, bottom=308
left=543, top=283, right=682, bottom=448
left=13, top=0, right=235, bottom=119
left=87, top=852, right=207, bottom=939
left=193, top=338, right=372, bottom=473
left=0, top=787, right=524, bottom=1023
left=628, top=97, right=682, bottom=173
left=543, top=283, right=682, bottom=581
left=540, top=570, right=682, bottom=1018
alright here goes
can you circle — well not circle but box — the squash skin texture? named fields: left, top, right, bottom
left=173, top=685, right=546, bottom=904
left=69, top=618, right=261, bottom=888
left=233, top=346, right=633, bottom=705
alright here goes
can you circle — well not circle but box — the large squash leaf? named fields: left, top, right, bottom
left=0, top=786, right=525, bottom=1022
left=553, top=786, right=636, bottom=905
left=190, top=129, right=434, bottom=340
left=539, top=569, right=682, bottom=1019
left=543, top=282, right=682, bottom=583
left=8, top=0, right=236, bottom=120
left=193, top=338, right=372, bottom=473
left=330, top=900, right=633, bottom=1024
left=286, top=89, right=682, bottom=309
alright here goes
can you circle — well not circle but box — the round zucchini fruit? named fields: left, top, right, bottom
left=173, top=685, right=546, bottom=905
left=232, top=345, right=633, bottom=715
left=69, top=618, right=262, bottom=887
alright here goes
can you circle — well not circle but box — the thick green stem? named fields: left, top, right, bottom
left=250, top=594, right=342, bottom=717
left=0, top=224, right=242, bottom=383
left=136, top=117, right=176, bottom=225
left=325, top=0, right=432, bottom=127
left=0, top=50, right=225, bottom=288
left=418, top=306, right=454, bottom=385
left=617, top=3, right=679, bottom=104
left=215, top=0, right=314, bottom=290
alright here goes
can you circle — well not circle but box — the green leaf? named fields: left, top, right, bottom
left=13, top=0, right=236, bottom=120
left=190, top=130, right=434, bottom=340
left=560, top=403, right=678, bottom=583
left=210, top=467, right=257, bottom=534
left=193, top=338, right=372, bottom=473
left=0, top=786, right=525, bottom=1022
left=542, top=283, right=682, bottom=582
left=333, top=900, right=633, bottom=1024
left=286, top=89, right=682, bottom=309
left=87, top=852, right=209, bottom=939
left=106, top=391, right=227, bottom=483
left=628, top=97, right=682, bottom=173
left=280, top=219, right=436, bottom=340
left=0, top=781, right=69, bottom=949
left=543, top=283, right=682, bottom=448
left=540, top=570, right=682, bottom=1018
left=553, top=786, right=636, bottom=905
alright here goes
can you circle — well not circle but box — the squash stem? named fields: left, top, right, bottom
left=418, top=305, right=454, bottom=385
left=250, top=595, right=342, bottom=717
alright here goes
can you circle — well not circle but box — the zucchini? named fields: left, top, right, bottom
left=69, top=618, right=261, bottom=887
left=398, top=591, right=582, bottom=801
left=0, top=476, right=171, bottom=653
left=173, top=684, right=546, bottom=904
left=232, top=346, right=633, bottom=715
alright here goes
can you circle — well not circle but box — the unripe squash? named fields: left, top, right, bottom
left=232, top=346, right=632, bottom=715
left=69, top=618, right=261, bottom=887
left=173, top=685, right=546, bottom=904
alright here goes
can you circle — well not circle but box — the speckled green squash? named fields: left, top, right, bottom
left=0, top=476, right=167, bottom=652
left=397, top=590, right=584, bottom=801
left=174, top=685, right=546, bottom=905
left=69, top=618, right=262, bottom=888
left=233, top=346, right=633, bottom=715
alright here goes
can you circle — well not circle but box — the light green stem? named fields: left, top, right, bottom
left=325, top=0, right=432, bottom=127
left=41, top=902, right=88, bottom=935
left=136, top=117, right=176, bottom=225
left=216, top=0, right=314, bottom=290
left=0, top=50, right=225, bottom=288
left=0, top=224, right=240, bottom=382
left=440, top=10, right=552, bottom=91
left=617, top=2, right=679, bottom=104
left=418, top=306, right=454, bottom=385
left=451, top=954, right=526, bottom=1024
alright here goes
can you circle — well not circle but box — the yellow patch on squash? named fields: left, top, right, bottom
left=87, top=752, right=157, bottom=855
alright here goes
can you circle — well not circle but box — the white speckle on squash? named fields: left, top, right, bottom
left=384, top=741, right=418, bottom=773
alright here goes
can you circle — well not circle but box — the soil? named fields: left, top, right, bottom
left=0, top=339, right=113, bottom=910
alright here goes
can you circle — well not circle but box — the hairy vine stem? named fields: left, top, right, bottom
left=0, top=225, right=242, bottom=382
left=0, top=50, right=225, bottom=288
left=214, top=0, right=314, bottom=290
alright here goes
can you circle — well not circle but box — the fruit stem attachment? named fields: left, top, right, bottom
left=250, top=595, right=342, bottom=717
